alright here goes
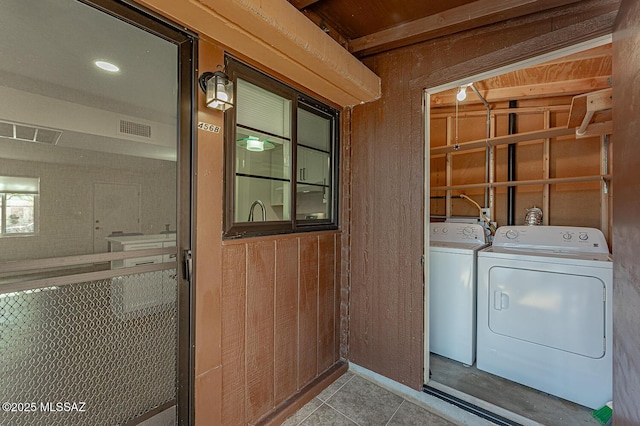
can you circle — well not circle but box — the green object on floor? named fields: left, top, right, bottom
left=592, top=401, right=612, bottom=425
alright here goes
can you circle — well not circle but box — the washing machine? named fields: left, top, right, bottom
left=476, top=226, right=612, bottom=409
left=429, top=222, right=488, bottom=365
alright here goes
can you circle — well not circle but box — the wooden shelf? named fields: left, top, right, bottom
left=431, top=174, right=611, bottom=192
left=567, top=88, right=612, bottom=135
left=430, top=126, right=575, bottom=155
left=429, top=105, right=569, bottom=119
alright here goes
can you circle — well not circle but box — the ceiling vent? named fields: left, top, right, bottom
left=0, top=120, right=62, bottom=145
left=119, top=119, right=152, bottom=139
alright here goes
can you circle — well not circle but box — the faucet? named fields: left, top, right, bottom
left=248, top=200, right=266, bottom=222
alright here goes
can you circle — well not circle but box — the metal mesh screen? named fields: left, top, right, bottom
left=0, top=270, right=177, bottom=425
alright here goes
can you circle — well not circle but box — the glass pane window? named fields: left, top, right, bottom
left=1, top=176, right=39, bottom=235
left=235, top=128, right=291, bottom=181
left=296, top=106, right=333, bottom=222
left=234, top=78, right=292, bottom=225
left=5, top=194, right=35, bottom=233
left=235, top=176, right=291, bottom=222
left=224, top=58, right=339, bottom=238
left=236, top=79, right=291, bottom=138
left=298, top=107, right=330, bottom=151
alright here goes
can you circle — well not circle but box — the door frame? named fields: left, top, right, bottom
left=80, top=0, right=198, bottom=423
left=422, top=35, right=612, bottom=385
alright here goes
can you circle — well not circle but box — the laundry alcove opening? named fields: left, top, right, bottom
left=424, top=37, right=613, bottom=426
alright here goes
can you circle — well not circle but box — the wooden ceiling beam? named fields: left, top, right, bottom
left=537, top=44, right=612, bottom=66
left=349, top=0, right=583, bottom=57
left=301, top=9, right=349, bottom=47
left=288, top=0, right=321, bottom=10
left=430, top=76, right=611, bottom=107
left=137, top=0, right=381, bottom=105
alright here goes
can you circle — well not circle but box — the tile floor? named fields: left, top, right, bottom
left=283, top=368, right=494, bottom=426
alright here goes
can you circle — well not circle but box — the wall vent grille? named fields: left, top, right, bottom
left=119, top=120, right=152, bottom=138
left=0, top=120, right=62, bottom=145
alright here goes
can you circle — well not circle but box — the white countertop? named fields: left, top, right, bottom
left=106, top=233, right=176, bottom=244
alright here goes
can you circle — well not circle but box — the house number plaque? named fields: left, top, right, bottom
left=197, top=122, right=221, bottom=133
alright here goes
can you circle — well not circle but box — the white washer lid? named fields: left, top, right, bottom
left=430, top=241, right=489, bottom=253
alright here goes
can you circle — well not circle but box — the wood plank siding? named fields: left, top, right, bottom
left=221, top=232, right=341, bottom=424
left=348, top=0, right=619, bottom=389
left=612, top=0, right=640, bottom=423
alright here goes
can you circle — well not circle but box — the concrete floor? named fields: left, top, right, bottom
left=284, top=365, right=497, bottom=426
left=429, top=354, right=599, bottom=426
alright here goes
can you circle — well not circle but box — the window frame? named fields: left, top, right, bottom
left=223, top=58, right=340, bottom=239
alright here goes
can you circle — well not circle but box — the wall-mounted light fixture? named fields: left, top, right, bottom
left=198, top=70, right=234, bottom=111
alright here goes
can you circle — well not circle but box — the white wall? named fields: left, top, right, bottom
left=0, top=149, right=176, bottom=262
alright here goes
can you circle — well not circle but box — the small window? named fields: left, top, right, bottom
left=224, top=58, right=339, bottom=238
left=0, top=176, right=39, bottom=235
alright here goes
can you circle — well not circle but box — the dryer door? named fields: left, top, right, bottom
left=488, top=266, right=605, bottom=358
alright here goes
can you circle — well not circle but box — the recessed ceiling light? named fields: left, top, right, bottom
left=95, top=61, right=120, bottom=72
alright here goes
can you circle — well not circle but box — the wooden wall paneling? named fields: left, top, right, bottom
left=350, top=50, right=424, bottom=388
left=245, top=240, right=276, bottom=420
left=549, top=182, right=602, bottom=228
left=222, top=232, right=342, bottom=424
left=408, top=67, right=426, bottom=387
left=334, top=233, right=343, bottom=361
left=339, top=107, right=352, bottom=360
left=613, top=1, right=640, bottom=422
left=351, top=0, right=618, bottom=390
left=274, top=238, right=299, bottom=405
left=371, top=52, right=408, bottom=382
left=298, top=235, right=319, bottom=387
left=221, top=244, right=247, bottom=425
left=317, top=233, right=336, bottom=373
left=349, top=53, right=375, bottom=369
left=432, top=102, right=607, bottom=228
left=194, top=40, right=225, bottom=426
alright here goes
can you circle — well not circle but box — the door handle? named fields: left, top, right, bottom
left=493, top=291, right=509, bottom=310
left=183, top=249, right=192, bottom=282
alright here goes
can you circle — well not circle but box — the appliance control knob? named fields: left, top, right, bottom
left=579, top=232, right=589, bottom=241
left=563, top=232, right=572, bottom=240
left=442, top=228, right=448, bottom=234
left=505, top=229, right=518, bottom=239
left=433, top=227, right=439, bottom=233
left=462, top=227, right=473, bottom=236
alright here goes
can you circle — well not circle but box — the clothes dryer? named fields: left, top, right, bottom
left=429, top=222, right=488, bottom=365
left=476, top=226, right=612, bottom=409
